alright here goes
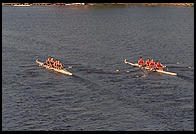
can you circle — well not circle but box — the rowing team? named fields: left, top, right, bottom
left=44, top=57, right=63, bottom=70
left=138, top=57, right=165, bottom=71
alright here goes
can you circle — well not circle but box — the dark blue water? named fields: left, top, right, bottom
left=2, top=6, right=194, bottom=131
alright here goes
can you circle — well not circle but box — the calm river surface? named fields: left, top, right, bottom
left=2, top=5, right=194, bottom=131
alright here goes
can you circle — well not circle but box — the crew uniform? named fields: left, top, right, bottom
left=145, top=58, right=150, bottom=67
left=149, top=59, right=155, bottom=70
left=138, top=57, right=144, bottom=67
left=156, top=61, right=163, bottom=71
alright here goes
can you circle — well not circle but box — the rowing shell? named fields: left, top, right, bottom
left=124, top=59, right=177, bottom=76
left=36, top=59, right=72, bottom=76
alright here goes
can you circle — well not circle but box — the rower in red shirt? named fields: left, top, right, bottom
left=145, top=58, right=150, bottom=67
left=156, top=61, right=164, bottom=71
left=149, top=59, right=155, bottom=71
left=138, top=57, right=144, bottom=67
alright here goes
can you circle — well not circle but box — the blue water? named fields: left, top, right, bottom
left=2, top=5, right=194, bottom=131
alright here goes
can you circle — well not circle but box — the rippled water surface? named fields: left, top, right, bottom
left=2, top=6, right=194, bottom=131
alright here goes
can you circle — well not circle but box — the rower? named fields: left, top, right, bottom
left=57, top=60, right=60, bottom=69
left=54, top=60, right=61, bottom=70
left=45, top=57, right=51, bottom=65
left=58, top=61, right=63, bottom=70
left=145, top=58, right=150, bottom=67
left=56, top=60, right=59, bottom=70
left=60, top=62, right=63, bottom=70
left=54, top=60, right=58, bottom=69
left=49, top=62, right=52, bottom=68
left=149, top=59, right=155, bottom=71
left=50, top=57, right=55, bottom=68
left=138, top=57, right=144, bottom=67
left=156, top=61, right=164, bottom=71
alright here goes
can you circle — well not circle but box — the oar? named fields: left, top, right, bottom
left=175, top=62, right=192, bottom=69
left=163, top=65, right=192, bottom=70
left=163, top=62, right=192, bottom=69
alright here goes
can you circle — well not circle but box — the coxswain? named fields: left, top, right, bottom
left=145, top=58, right=150, bottom=67
left=156, top=61, right=164, bottom=71
left=149, top=59, right=155, bottom=71
left=138, top=57, right=144, bottom=67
